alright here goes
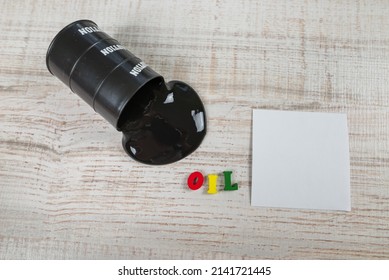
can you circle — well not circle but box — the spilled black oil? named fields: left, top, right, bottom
left=119, top=80, right=206, bottom=165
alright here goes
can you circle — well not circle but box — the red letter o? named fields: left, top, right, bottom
left=187, top=171, right=204, bottom=190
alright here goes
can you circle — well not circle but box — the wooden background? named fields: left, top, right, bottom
left=1, top=0, right=388, bottom=259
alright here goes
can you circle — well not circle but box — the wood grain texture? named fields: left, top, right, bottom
left=1, top=0, right=388, bottom=259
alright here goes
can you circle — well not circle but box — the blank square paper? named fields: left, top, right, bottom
left=251, top=109, right=351, bottom=211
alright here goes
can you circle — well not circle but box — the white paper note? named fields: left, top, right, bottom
left=251, top=109, right=351, bottom=211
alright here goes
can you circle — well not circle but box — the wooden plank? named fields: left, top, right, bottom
left=0, top=0, right=388, bottom=259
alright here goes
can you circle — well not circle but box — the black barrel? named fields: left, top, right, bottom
left=46, top=19, right=163, bottom=128
left=46, top=20, right=206, bottom=165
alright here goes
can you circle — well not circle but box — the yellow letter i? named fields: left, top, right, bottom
left=207, top=174, right=218, bottom=194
